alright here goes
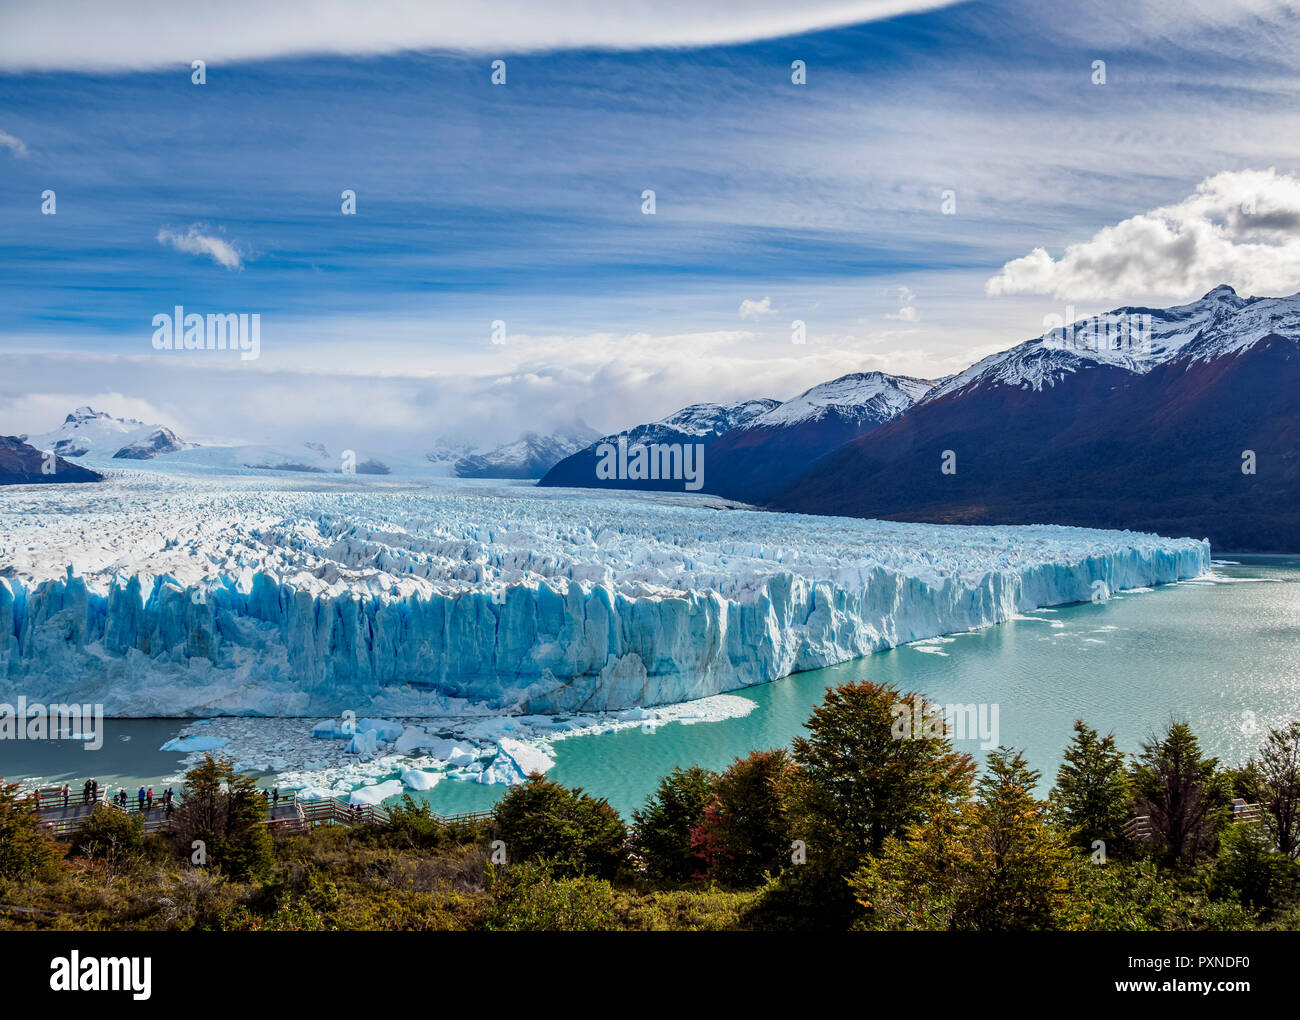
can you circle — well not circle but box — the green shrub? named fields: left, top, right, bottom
left=492, top=775, right=627, bottom=878
left=485, top=863, right=617, bottom=931
left=1067, top=859, right=1201, bottom=931
left=69, top=805, right=145, bottom=860
left=615, top=886, right=758, bottom=931
left=1210, top=823, right=1300, bottom=917
left=380, top=795, right=450, bottom=849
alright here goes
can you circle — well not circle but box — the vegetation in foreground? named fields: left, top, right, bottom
left=3, top=683, right=1300, bottom=931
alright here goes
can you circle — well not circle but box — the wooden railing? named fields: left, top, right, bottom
left=28, top=786, right=106, bottom=810
left=1123, top=799, right=1264, bottom=842
left=30, top=784, right=493, bottom=839
left=441, top=809, right=495, bottom=825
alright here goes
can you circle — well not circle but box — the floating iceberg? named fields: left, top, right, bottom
left=349, top=780, right=405, bottom=806
left=345, top=729, right=383, bottom=754
left=159, top=734, right=230, bottom=752
left=0, top=472, right=1210, bottom=716
left=399, top=768, right=442, bottom=791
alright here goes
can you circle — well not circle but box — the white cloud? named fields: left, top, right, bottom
left=986, top=168, right=1300, bottom=301
left=738, top=296, right=777, bottom=319
left=0, top=391, right=178, bottom=437
left=156, top=225, right=244, bottom=270
left=0, top=129, right=28, bottom=157
left=0, top=1, right=962, bottom=71
left=885, top=285, right=919, bottom=321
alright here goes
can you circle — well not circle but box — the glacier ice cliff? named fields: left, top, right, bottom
left=0, top=472, right=1210, bottom=716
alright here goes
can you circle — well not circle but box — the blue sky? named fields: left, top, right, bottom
left=2, top=0, right=1299, bottom=450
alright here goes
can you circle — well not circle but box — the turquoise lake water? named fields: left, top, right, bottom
left=4, top=556, right=1298, bottom=818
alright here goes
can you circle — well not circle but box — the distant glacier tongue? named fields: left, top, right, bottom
left=0, top=473, right=1210, bottom=717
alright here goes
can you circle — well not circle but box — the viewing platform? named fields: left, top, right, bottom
left=23, top=781, right=492, bottom=838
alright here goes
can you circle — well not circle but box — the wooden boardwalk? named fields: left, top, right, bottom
left=26, top=783, right=492, bottom=839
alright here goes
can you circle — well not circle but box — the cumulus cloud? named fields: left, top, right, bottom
left=986, top=168, right=1300, bottom=301
left=0, top=0, right=961, bottom=71
left=0, top=129, right=28, bottom=157
left=738, top=296, right=777, bottom=319
left=156, top=225, right=243, bottom=270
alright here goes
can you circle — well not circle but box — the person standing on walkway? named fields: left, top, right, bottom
left=146, top=787, right=153, bottom=811
left=137, top=786, right=146, bottom=812
left=90, top=779, right=98, bottom=803
left=62, top=784, right=70, bottom=808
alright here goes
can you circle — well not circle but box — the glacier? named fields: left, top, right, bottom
left=0, top=470, right=1209, bottom=717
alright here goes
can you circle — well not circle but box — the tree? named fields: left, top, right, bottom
left=789, top=681, right=974, bottom=869
left=689, top=750, right=791, bottom=887
left=631, top=765, right=716, bottom=883
left=0, top=780, right=59, bottom=881
left=493, top=774, right=627, bottom=879
left=1243, top=721, right=1300, bottom=859
left=853, top=748, right=1073, bottom=931
left=1050, top=720, right=1132, bottom=853
left=1132, top=722, right=1230, bottom=867
left=169, top=755, right=273, bottom=881
left=755, top=682, right=973, bottom=928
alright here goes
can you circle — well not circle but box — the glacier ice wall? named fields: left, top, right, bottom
left=0, top=473, right=1210, bottom=716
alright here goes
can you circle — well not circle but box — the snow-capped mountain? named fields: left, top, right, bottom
left=538, top=373, right=932, bottom=501
left=454, top=423, right=602, bottom=479
left=538, top=399, right=779, bottom=490
left=24, top=406, right=194, bottom=461
left=613, top=399, right=782, bottom=444
left=753, top=371, right=933, bottom=427
left=0, top=435, right=103, bottom=486
left=924, top=285, right=1258, bottom=402
left=772, top=286, right=1300, bottom=551
left=425, top=438, right=477, bottom=474
left=702, top=372, right=933, bottom=502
